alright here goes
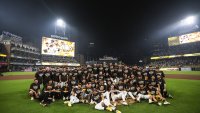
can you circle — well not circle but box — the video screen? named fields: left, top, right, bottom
left=168, top=32, right=200, bottom=46
left=41, top=37, right=75, bottom=57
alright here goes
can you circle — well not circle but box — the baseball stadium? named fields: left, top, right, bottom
left=0, top=1, right=200, bottom=113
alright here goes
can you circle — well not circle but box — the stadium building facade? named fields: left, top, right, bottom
left=0, top=31, right=40, bottom=71
left=150, top=31, right=200, bottom=71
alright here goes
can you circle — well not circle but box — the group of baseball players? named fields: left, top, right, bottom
left=29, top=63, right=172, bottom=113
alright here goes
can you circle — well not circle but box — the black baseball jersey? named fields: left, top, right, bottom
left=85, top=88, right=93, bottom=94
left=54, top=86, right=62, bottom=91
left=81, top=83, right=86, bottom=89
left=93, top=67, right=98, bottom=74
left=45, top=83, right=54, bottom=90
left=156, top=71, right=165, bottom=78
left=91, top=93, right=101, bottom=103
left=117, top=83, right=125, bottom=91
left=52, top=72, right=60, bottom=82
left=139, top=87, right=147, bottom=95
left=128, top=84, right=137, bottom=92
left=130, top=78, right=137, bottom=84
left=117, top=69, right=123, bottom=77
left=148, top=87, right=157, bottom=95
left=35, top=72, right=43, bottom=84
left=157, top=78, right=165, bottom=89
left=148, top=70, right=155, bottom=76
left=70, top=80, right=78, bottom=87
left=30, top=83, right=40, bottom=92
left=61, top=72, right=68, bottom=82
left=137, top=79, right=146, bottom=86
left=43, top=72, right=52, bottom=84
left=91, top=83, right=96, bottom=88
left=149, top=79, right=158, bottom=87
left=73, top=87, right=82, bottom=98
left=62, top=86, right=70, bottom=92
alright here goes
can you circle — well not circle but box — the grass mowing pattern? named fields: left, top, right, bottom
left=164, top=71, right=200, bottom=75
left=2, top=72, right=36, bottom=76
left=0, top=79, right=200, bottom=113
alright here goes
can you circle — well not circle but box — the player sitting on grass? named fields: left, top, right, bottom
left=29, top=79, right=40, bottom=100
left=64, top=86, right=80, bottom=107
left=61, top=82, right=71, bottom=100
left=40, top=85, right=53, bottom=107
left=95, top=94, right=122, bottom=113
left=52, top=82, right=62, bottom=101
left=82, top=83, right=93, bottom=104
left=110, top=83, right=128, bottom=106
left=127, top=80, right=137, bottom=101
left=136, top=84, right=153, bottom=103
left=157, top=74, right=173, bottom=98
left=90, top=88, right=101, bottom=105
left=147, top=84, right=170, bottom=106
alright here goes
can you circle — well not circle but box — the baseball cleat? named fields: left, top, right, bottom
left=168, top=94, right=173, bottom=99
left=122, top=101, right=128, bottom=105
left=106, top=107, right=112, bottom=111
left=136, top=97, right=140, bottom=102
left=31, top=97, right=34, bottom=100
left=64, top=101, right=69, bottom=104
left=163, top=101, right=170, bottom=105
left=68, top=101, right=72, bottom=107
left=116, top=110, right=122, bottom=113
left=158, top=102, right=162, bottom=106
left=149, top=99, right=153, bottom=104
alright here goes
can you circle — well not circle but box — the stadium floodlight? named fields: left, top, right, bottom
left=56, top=19, right=66, bottom=28
left=181, top=16, right=196, bottom=25
left=55, top=18, right=66, bottom=36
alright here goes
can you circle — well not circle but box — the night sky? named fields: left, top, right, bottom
left=0, top=0, right=200, bottom=64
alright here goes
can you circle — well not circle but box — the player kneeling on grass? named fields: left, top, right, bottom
left=29, top=79, right=40, bottom=100
left=95, top=94, right=122, bottom=113
left=148, top=84, right=170, bottom=106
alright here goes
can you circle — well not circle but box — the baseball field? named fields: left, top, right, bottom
left=0, top=71, right=200, bottom=113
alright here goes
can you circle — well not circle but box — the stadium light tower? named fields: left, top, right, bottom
left=55, top=18, right=66, bottom=36
left=181, top=16, right=196, bottom=26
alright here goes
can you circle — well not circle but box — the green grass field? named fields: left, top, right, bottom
left=163, top=71, right=200, bottom=75
left=2, top=72, right=36, bottom=76
left=0, top=79, right=200, bottom=113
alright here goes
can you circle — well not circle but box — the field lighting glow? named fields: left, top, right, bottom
left=56, top=19, right=66, bottom=28
left=181, top=16, right=196, bottom=25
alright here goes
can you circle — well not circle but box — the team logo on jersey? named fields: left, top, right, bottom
left=45, top=73, right=50, bottom=77
left=33, top=86, right=38, bottom=90
left=39, top=73, right=43, bottom=77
